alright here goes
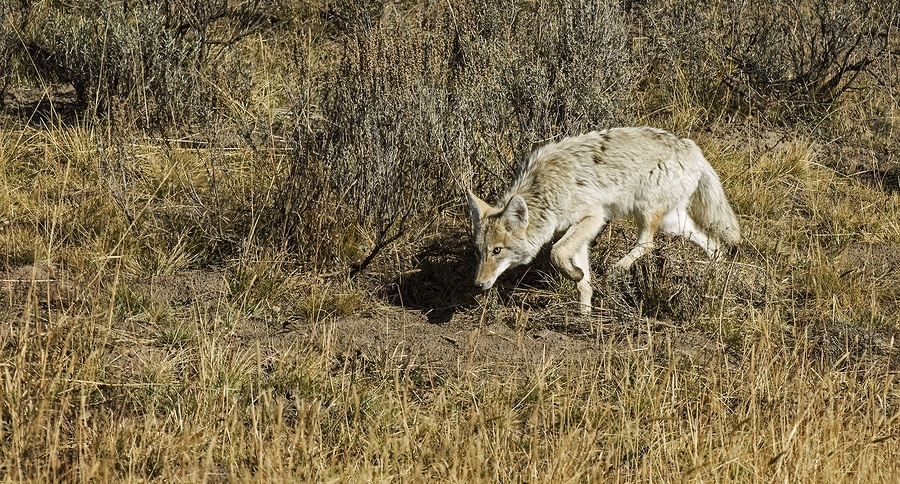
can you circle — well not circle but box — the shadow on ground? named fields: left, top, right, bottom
left=856, top=165, right=900, bottom=195
left=2, top=84, right=84, bottom=126
left=384, top=230, right=575, bottom=324
left=385, top=231, right=480, bottom=324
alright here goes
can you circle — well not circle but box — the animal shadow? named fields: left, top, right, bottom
left=386, top=231, right=480, bottom=324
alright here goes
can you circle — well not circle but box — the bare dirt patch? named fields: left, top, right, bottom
left=835, top=242, right=900, bottom=306
left=95, top=265, right=737, bottom=382
left=836, top=242, right=900, bottom=280
left=310, top=311, right=598, bottom=379
left=298, top=306, right=737, bottom=381
left=141, top=270, right=229, bottom=306
left=0, top=263, right=79, bottom=309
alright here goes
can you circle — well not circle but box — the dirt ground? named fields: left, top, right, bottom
left=4, top=247, right=897, bottom=383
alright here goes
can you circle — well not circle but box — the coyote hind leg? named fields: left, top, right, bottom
left=659, top=206, right=720, bottom=258
left=613, top=209, right=663, bottom=271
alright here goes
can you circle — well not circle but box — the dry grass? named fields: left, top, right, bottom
left=2, top=98, right=898, bottom=484
left=2, top=0, right=900, bottom=481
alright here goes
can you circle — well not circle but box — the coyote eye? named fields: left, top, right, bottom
left=492, top=247, right=502, bottom=255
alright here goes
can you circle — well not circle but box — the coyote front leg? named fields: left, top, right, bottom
left=550, top=214, right=607, bottom=314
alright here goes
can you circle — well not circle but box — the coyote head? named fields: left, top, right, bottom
left=466, top=190, right=537, bottom=291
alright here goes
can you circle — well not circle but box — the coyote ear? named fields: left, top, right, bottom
left=466, top=189, right=491, bottom=232
left=504, top=195, right=528, bottom=230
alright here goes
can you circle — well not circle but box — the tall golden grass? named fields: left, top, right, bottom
left=1, top=0, right=899, bottom=481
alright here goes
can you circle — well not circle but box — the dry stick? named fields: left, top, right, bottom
left=348, top=209, right=413, bottom=277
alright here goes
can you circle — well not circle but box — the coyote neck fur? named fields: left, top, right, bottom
left=497, top=146, right=567, bottom=262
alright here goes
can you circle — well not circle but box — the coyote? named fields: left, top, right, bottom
left=466, top=127, right=741, bottom=314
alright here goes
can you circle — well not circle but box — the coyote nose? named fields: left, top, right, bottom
left=474, top=279, right=493, bottom=291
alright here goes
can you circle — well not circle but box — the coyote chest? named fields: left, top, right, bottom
left=467, top=126, right=740, bottom=314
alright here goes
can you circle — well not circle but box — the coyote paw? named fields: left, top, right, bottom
left=578, top=303, right=592, bottom=316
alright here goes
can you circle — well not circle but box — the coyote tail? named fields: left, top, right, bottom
left=689, top=148, right=741, bottom=246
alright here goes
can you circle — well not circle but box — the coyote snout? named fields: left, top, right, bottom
left=466, top=127, right=741, bottom=315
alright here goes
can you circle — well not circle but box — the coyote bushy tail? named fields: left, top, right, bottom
left=688, top=142, right=741, bottom=246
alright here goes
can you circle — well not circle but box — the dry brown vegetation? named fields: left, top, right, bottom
left=1, top=0, right=899, bottom=481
